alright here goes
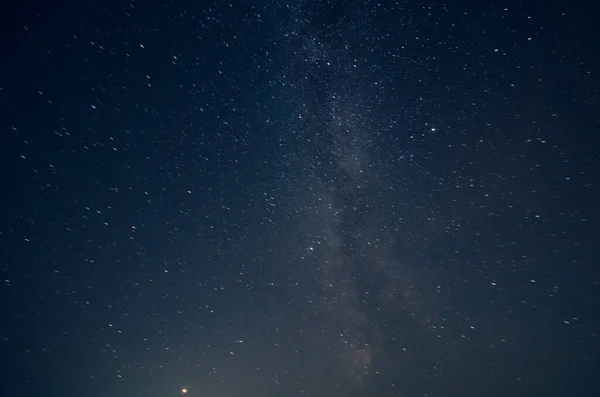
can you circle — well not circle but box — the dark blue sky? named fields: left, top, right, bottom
left=1, top=1, right=599, bottom=396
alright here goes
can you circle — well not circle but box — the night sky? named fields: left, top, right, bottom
left=1, top=1, right=599, bottom=396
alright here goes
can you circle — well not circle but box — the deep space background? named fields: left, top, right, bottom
left=1, top=1, right=599, bottom=396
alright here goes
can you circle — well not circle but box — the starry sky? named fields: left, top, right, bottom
left=1, top=1, right=599, bottom=396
